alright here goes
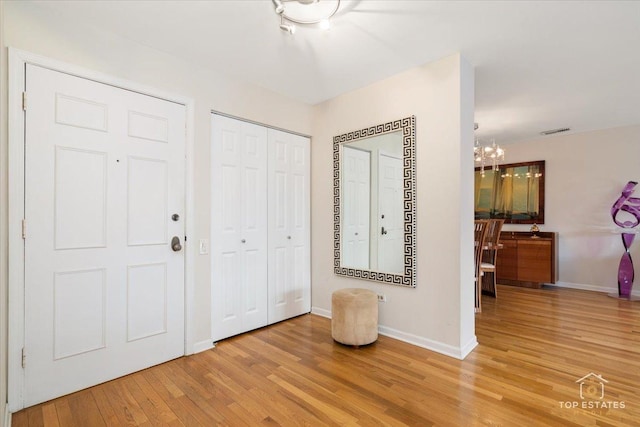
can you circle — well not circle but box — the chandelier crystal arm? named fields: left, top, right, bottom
left=474, top=137, right=505, bottom=175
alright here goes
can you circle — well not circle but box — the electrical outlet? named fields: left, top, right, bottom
left=199, top=239, right=209, bottom=255
left=377, top=293, right=387, bottom=303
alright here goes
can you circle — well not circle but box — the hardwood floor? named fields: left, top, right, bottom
left=12, top=285, right=640, bottom=426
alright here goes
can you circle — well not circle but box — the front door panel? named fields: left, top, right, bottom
left=23, top=64, right=186, bottom=406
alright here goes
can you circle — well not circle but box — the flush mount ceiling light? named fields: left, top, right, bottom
left=272, top=0, right=341, bottom=34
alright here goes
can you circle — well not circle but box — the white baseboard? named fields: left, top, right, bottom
left=311, top=306, right=331, bottom=319
left=549, top=281, right=640, bottom=297
left=459, top=336, right=479, bottom=359
left=192, top=339, right=214, bottom=354
left=4, top=404, right=10, bottom=427
left=377, top=325, right=472, bottom=360
left=310, top=307, right=473, bottom=360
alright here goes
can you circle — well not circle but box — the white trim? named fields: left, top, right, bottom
left=459, top=336, right=479, bottom=359
left=308, top=310, right=474, bottom=360
left=377, top=325, right=471, bottom=360
left=549, top=281, right=640, bottom=297
left=3, top=405, right=10, bottom=427
left=8, top=48, right=27, bottom=413
left=210, top=109, right=311, bottom=139
left=7, top=47, right=196, bottom=411
left=311, top=306, right=331, bottom=319
left=192, top=339, right=215, bottom=354
left=183, top=97, right=196, bottom=356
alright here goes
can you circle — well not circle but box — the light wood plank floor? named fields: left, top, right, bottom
left=12, top=285, right=640, bottom=426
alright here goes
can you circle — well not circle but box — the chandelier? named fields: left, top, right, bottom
left=272, top=0, right=341, bottom=34
left=474, top=138, right=505, bottom=176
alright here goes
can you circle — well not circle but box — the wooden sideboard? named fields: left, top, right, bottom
left=495, top=231, right=558, bottom=288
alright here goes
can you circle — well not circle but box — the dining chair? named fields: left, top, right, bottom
left=480, top=219, right=505, bottom=298
left=474, top=220, right=490, bottom=313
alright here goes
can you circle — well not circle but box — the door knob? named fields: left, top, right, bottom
left=241, top=239, right=246, bottom=243
left=381, top=226, right=388, bottom=235
left=171, top=236, right=182, bottom=252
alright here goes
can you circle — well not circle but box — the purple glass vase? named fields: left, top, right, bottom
left=611, top=181, right=640, bottom=298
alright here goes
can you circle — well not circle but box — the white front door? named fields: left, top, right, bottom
left=23, top=64, right=186, bottom=406
left=341, top=146, right=371, bottom=269
left=211, top=114, right=268, bottom=341
left=378, top=153, right=404, bottom=273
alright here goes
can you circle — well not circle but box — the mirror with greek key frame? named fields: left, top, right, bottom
left=333, top=116, right=417, bottom=287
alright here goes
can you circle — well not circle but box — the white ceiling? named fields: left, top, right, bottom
left=21, top=0, right=640, bottom=144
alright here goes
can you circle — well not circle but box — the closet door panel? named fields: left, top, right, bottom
left=273, top=246, right=288, bottom=305
left=221, top=252, right=240, bottom=321
left=273, top=171, right=288, bottom=231
left=293, top=244, right=306, bottom=302
left=268, top=130, right=310, bottom=324
left=242, top=247, right=266, bottom=330
left=289, top=134, right=311, bottom=316
left=269, top=134, right=291, bottom=319
left=211, top=115, right=268, bottom=341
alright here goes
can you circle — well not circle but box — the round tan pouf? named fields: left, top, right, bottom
left=331, top=288, right=378, bottom=346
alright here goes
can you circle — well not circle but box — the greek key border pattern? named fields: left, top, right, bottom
left=333, top=116, right=417, bottom=287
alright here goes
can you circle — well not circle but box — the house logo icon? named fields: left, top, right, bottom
left=560, top=373, right=624, bottom=410
left=575, top=373, right=608, bottom=400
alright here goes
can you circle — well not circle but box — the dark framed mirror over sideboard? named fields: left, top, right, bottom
left=474, top=160, right=545, bottom=224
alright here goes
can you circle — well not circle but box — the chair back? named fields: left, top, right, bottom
left=474, top=220, right=489, bottom=277
left=474, top=220, right=490, bottom=311
left=486, top=219, right=505, bottom=248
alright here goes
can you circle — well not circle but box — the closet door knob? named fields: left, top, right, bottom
left=287, top=236, right=291, bottom=240
left=241, top=239, right=246, bottom=243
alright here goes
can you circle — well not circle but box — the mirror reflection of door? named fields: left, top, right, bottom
left=378, top=153, right=404, bottom=273
left=341, top=146, right=371, bottom=269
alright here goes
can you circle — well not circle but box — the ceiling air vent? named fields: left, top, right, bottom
left=540, top=127, right=571, bottom=136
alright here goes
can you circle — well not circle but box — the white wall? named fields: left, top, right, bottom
left=2, top=0, right=312, bottom=366
left=311, top=54, right=477, bottom=358
left=501, top=125, right=640, bottom=294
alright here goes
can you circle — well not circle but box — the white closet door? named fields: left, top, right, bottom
left=24, top=64, right=185, bottom=406
left=211, top=114, right=268, bottom=341
left=268, top=129, right=311, bottom=324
